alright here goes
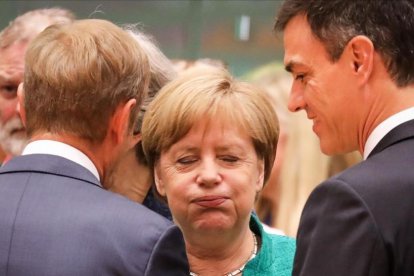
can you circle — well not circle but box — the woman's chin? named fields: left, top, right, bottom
left=189, top=214, right=234, bottom=232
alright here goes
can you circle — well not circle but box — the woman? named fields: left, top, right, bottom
left=142, top=67, right=295, bottom=275
left=106, top=27, right=175, bottom=219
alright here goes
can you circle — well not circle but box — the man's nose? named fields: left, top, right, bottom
left=287, top=84, right=306, bottom=113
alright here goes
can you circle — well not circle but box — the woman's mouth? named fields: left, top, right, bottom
left=193, top=196, right=228, bottom=208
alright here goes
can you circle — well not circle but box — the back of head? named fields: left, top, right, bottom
left=126, top=27, right=177, bottom=165
left=0, top=8, right=75, bottom=49
left=125, top=28, right=177, bottom=134
left=24, top=19, right=150, bottom=142
left=142, top=67, right=279, bottom=184
left=274, top=0, right=414, bottom=87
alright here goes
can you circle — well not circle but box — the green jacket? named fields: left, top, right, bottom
left=244, top=214, right=296, bottom=276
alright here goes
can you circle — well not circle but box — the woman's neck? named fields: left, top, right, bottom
left=186, top=226, right=256, bottom=276
left=107, top=150, right=151, bottom=203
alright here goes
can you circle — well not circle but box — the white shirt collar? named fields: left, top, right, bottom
left=22, top=139, right=100, bottom=181
left=363, top=107, right=414, bottom=159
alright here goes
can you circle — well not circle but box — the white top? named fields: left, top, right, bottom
left=22, top=139, right=100, bottom=181
left=363, top=107, right=414, bottom=159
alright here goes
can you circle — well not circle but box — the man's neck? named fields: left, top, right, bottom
left=29, top=133, right=105, bottom=180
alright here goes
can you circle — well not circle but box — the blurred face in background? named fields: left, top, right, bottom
left=154, top=118, right=264, bottom=235
left=0, top=42, right=28, bottom=156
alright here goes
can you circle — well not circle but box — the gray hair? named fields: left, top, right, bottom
left=125, top=26, right=177, bottom=164
left=0, top=8, right=75, bottom=48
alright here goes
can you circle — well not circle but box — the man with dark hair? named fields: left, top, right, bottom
left=0, top=19, right=188, bottom=275
left=274, top=0, right=414, bottom=275
left=0, top=8, right=75, bottom=163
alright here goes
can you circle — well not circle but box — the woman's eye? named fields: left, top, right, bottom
left=220, top=156, right=239, bottom=163
left=176, top=156, right=197, bottom=165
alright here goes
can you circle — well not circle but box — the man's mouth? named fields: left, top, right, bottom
left=10, top=128, right=25, bottom=136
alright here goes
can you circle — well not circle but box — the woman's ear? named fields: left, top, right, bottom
left=133, top=133, right=142, bottom=150
left=17, top=83, right=26, bottom=127
left=154, top=166, right=166, bottom=196
left=256, top=160, right=265, bottom=192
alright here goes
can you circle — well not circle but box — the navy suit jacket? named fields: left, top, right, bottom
left=293, top=120, right=414, bottom=276
left=0, top=154, right=189, bottom=275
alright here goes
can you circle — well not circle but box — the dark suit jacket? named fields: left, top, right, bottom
left=0, top=154, right=189, bottom=276
left=293, top=120, right=414, bottom=276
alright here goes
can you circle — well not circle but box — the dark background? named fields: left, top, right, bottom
left=0, top=0, right=285, bottom=76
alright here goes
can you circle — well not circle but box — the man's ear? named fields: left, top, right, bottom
left=17, top=83, right=26, bottom=127
left=345, top=35, right=374, bottom=84
left=109, top=98, right=139, bottom=147
left=154, top=166, right=166, bottom=197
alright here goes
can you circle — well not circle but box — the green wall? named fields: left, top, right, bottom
left=0, top=0, right=284, bottom=76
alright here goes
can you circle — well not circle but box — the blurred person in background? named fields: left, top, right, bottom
left=244, top=62, right=361, bottom=237
left=171, top=58, right=227, bottom=74
left=0, top=19, right=188, bottom=275
left=142, top=67, right=295, bottom=276
left=275, top=0, right=414, bottom=275
left=0, top=8, right=75, bottom=164
left=106, top=27, right=175, bottom=219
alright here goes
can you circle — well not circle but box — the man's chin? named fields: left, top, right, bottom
left=0, top=136, right=28, bottom=157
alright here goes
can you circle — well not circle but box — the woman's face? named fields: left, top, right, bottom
left=154, top=118, right=264, bottom=234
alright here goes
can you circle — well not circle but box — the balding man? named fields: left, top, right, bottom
left=0, top=8, right=74, bottom=163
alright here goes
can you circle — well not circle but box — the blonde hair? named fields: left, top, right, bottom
left=142, top=67, right=279, bottom=184
left=24, top=19, right=150, bottom=141
left=0, top=8, right=75, bottom=48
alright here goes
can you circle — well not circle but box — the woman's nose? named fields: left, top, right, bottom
left=196, top=159, right=222, bottom=187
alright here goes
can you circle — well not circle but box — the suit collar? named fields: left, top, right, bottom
left=0, top=154, right=102, bottom=188
left=368, top=119, right=414, bottom=158
left=364, top=107, right=414, bottom=159
left=22, top=140, right=100, bottom=181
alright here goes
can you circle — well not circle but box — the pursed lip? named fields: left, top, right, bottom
left=192, top=195, right=229, bottom=208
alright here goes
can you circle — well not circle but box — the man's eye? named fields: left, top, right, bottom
left=0, top=85, right=18, bottom=98
left=295, top=74, right=305, bottom=82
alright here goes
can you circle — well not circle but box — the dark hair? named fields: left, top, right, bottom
left=274, top=0, right=414, bottom=87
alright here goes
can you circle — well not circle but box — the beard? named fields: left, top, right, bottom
left=0, top=116, right=28, bottom=157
